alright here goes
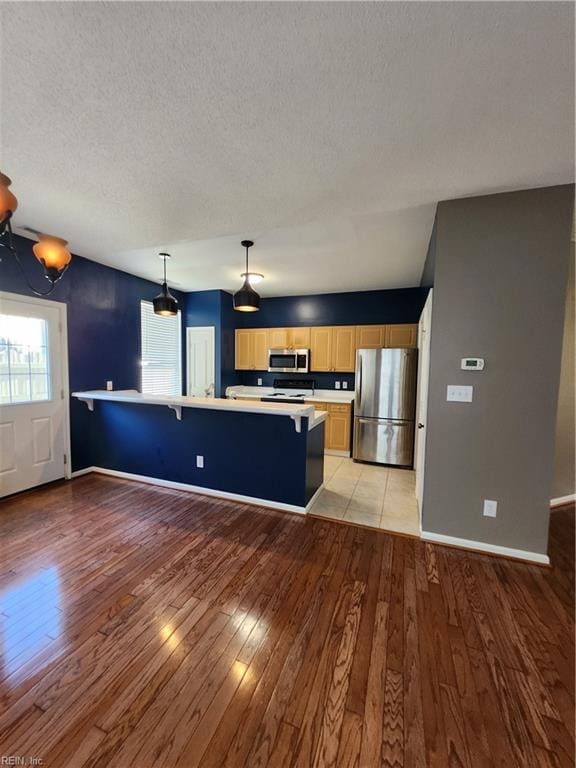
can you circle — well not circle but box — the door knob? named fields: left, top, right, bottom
left=418, top=423, right=425, bottom=429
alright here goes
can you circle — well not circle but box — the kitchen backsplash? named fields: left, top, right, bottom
left=236, top=371, right=355, bottom=390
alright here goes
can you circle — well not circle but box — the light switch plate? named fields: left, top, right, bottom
left=483, top=499, right=497, bottom=518
left=257, top=378, right=262, bottom=386
left=196, top=455, right=204, bottom=468
left=335, top=381, right=341, bottom=389
left=342, top=382, right=348, bottom=390
left=106, top=380, right=113, bottom=391
left=447, top=385, right=473, bottom=402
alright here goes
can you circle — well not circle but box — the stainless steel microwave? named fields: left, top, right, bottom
left=268, top=348, right=310, bottom=373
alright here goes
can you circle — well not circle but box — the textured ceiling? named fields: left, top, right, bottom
left=1, top=2, right=573, bottom=295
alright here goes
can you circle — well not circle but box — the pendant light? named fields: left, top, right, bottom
left=153, top=252, right=179, bottom=316
left=233, top=240, right=260, bottom=312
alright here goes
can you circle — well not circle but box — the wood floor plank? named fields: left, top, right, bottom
left=0, top=478, right=572, bottom=768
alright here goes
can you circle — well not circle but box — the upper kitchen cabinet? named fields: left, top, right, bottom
left=332, top=326, right=356, bottom=371
left=234, top=328, right=269, bottom=370
left=289, top=326, right=311, bottom=348
left=385, top=324, right=418, bottom=348
left=235, top=329, right=252, bottom=370
left=310, top=326, right=356, bottom=372
left=310, top=326, right=333, bottom=371
left=252, top=329, right=270, bottom=369
left=356, top=325, right=386, bottom=349
left=268, top=328, right=290, bottom=348
left=268, top=327, right=311, bottom=348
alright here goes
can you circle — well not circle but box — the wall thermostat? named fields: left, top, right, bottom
left=461, top=357, right=485, bottom=371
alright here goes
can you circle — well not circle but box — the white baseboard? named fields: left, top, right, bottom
left=70, top=467, right=94, bottom=478
left=71, top=466, right=310, bottom=515
left=421, top=530, right=550, bottom=565
left=550, top=493, right=575, bottom=508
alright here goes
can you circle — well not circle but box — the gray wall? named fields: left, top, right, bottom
left=422, top=185, right=574, bottom=556
left=553, top=245, right=575, bottom=499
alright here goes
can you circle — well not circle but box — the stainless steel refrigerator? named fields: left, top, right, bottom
left=353, top=348, right=418, bottom=466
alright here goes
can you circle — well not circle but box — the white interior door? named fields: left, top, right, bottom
left=0, top=294, right=69, bottom=497
left=187, top=327, right=215, bottom=397
left=415, top=289, right=433, bottom=517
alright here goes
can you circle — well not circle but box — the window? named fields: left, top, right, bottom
left=140, top=301, right=182, bottom=396
left=0, top=314, right=51, bottom=404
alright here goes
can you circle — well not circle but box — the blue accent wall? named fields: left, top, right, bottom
left=231, top=287, right=428, bottom=328
left=237, top=371, right=356, bottom=390
left=183, top=289, right=239, bottom=397
left=89, top=400, right=323, bottom=507
left=0, top=234, right=186, bottom=471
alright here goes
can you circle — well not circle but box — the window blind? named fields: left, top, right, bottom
left=140, top=301, right=182, bottom=396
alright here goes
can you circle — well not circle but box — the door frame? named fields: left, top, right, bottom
left=0, top=290, right=71, bottom=480
left=186, top=326, right=216, bottom=397
left=415, top=289, right=433, bottom=523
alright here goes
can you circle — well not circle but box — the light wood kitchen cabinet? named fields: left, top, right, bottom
left=268, top=328, right=290, bottom=348
left=314, top=401, right=352, bottom=452
left=310, top=327, right=333, bottom=371
left=236, top=322, right=418, bottom=370
left=385, top=324, right=418, bottom=348
left=310, top=326, right=355, bottom=372
left=268, top=327, right=311, bottom=349
left=332, top=326, right=356, bottom=372
left=252, top=329, right=269, bottom=370
left=356, top=325, right=386, bottom=349
left=289, top=326, right=311, bottom=348
left=234, top=328, right=269, bottom=370
left=235, top=329, right=253, bottom=370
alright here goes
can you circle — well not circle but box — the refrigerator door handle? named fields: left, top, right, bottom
left=356, top=354, right=362, bottom=411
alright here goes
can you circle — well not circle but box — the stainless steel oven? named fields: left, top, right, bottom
left=267, top=348, right=310, bottom=373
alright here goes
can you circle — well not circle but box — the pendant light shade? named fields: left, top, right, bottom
left=0, top=172, right=18, bottom=221
left=32, top=234, right=72, bottom=283
left=233, top=240, right=260, bottom=312
left=153, top=253, right=178, bottom=316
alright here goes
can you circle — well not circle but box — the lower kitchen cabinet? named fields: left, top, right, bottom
left=315, top=402, right=352, bottom=452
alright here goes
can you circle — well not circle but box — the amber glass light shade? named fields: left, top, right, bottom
left=32, top=234, right=72, bottom=277
left=0, top=172, right=18, bottom=219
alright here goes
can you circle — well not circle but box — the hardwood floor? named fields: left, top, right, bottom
left=0, top=475, right=573, bottom=767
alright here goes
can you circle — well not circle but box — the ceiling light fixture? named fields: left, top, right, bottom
left=240, top=271, right=264, bottom=286
left=233, top=240, right=260, bottom=312
left=0, top=172, right=72, bottom=295
left=153, top=252, right=179, bottom=316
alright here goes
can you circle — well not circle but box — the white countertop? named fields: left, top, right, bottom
left=226, top=385, right=355, bottom=405
left=72, top=389, right=328, bottom=431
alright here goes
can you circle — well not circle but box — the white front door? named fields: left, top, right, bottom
left=187, top=327, right=215, bottom=397
left=0, top=295, right=69, bottom=497
left=415, top=289, right=433, bottom=518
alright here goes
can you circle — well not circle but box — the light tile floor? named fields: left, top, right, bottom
left=309, top=455, right=420, bottom=536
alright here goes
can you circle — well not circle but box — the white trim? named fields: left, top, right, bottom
left=550, top=494, right=575, bottom=508
left=0, top=290, right=71, bottom=481
left=71, top=466, right=311, bottom=515
left=421, top=530, right=550, bottom=565
left=70, top=467, right=94, bottom=478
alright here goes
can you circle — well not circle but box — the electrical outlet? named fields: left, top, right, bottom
left=106, top=380, right=113, bottom=391
left=335, top=381, right=341, bottom=389
left=447, top=385, right=473, bottom=402
left=196, top=455, right=204, bottom=469
left=483, top=499, right=497, bottom=518
left=342, top=381, right=348, bottom=390
left=257, top=378, right=262, bottom=386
